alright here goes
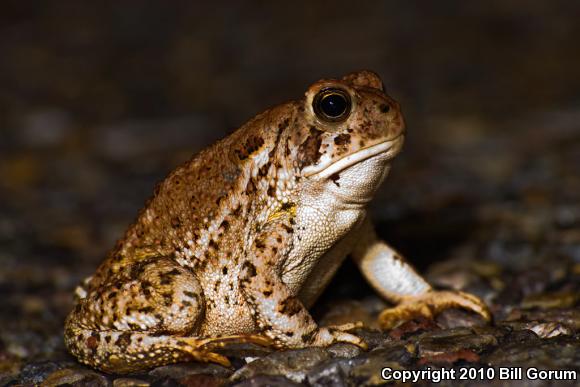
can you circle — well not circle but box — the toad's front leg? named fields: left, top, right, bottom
left=352, top=219, right=491, bottom=329
left=240, top=217, right=367, bottom=350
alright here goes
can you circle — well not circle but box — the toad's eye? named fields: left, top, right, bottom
left=313, top=88, right=351, bottom=122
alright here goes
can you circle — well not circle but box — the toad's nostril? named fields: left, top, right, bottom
left=379, top=104, right=390, bottom=113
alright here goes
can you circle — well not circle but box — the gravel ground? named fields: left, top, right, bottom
left=1, top=2, right=579, bottom=386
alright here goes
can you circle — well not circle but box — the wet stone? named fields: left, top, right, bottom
left=17, top=361, right=73, bottom=385
left=113, top=377, right=151, bottom=387
left=415, top=327, right=499, bottom=359
left=326, top=343, right=363, bottom=359
left=483, top=335, right=580, bottom=369
left=502, top=321, right=574, bottom=339
left=521, top=291, right=579, bottom=310
left=435, top=308, right=490, bottom=329
left=148, top=362, right=232, bottom=380
left=230, top=348, right=330, bottom=384
left=306, top=358, right=363, bottom=387
left=40, top=367, right=111, bottom=387
left=231, top=375, right=303, bottom=387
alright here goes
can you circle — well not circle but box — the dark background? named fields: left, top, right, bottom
left=1, top=0, right=579, bottom=371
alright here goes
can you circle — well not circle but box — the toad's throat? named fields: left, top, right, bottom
left=305, top=135, right=404, bottom=179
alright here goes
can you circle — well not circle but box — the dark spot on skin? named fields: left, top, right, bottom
left=334, top=133, right=351, bottom=146
left=104, top=335, right=111, bottom=344
left=245, top=179, right=257, bottom=194
left=255, top=239, right=265, bottom=250
left=281, top=202, right=293, bottom=211
left=330, top=172, right=340, bottom=187
left=224, top=295, right=230, bottom=304
left=86, top=336, right=99, bottom=351
left=267, top=185, right=275, bottom=197
left=236, top=135, right=265, bottom=160
left=279, top=297, right=302, bottom=317
left=241, top=261, right=257, bottom=278
left=259, top=163, right=270, bottom=177
left=285, top=331, right=295, bottom=337
left=138, top=306, right=154, bottom=313
left=182, top=300, right=192, bottom=307
left=116, top=332, right=132, bottom=348
left=129, top=262, right=148, bottom=280
left=167, top=269, right=180, bottom=276
left=209, top=240, right=219, bottom=250
left=107, top=291, right=117, bottom=300
left=380, top=103, right=390, bottom=113
left=278, top=118, right=290, bottom=130
left=170, top=217, right=181, bottom=229
left=220, top=220, right=230, bottom=231
left=301, top=330, right=315, bottom=343
left=183, top=290, right=197, bottom=299
left=222, top=267, right=228, bottom=275
left=263, top=289, right=273, bottom=297
left=163, top=293, right=173, bottom=306
left=359, top=140, right=366, bottom=147
left=298, top=127, right=323, bottom=169
left=282, top=224, right=293, bottom=234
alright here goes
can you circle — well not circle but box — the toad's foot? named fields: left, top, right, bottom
left=327, top=321, right=365, bottom=332
left=309, top=326, right=368, bottom=350
left=378, top=290, right=492, bottom=330
left=179, top=334, right=275, bottom=366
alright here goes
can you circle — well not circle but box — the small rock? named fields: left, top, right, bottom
left=149, top=362, right=232, bottom=380
left=113, top=377, right=150, bottom=387
left=388, top=317, right=439, bottom=340
left=416, top=327, right=498, bottom=358
left=519, top=307, right=580, bottom=331
left=351, top=328, right=390, bottom=350
left=230, top=348, right=330, bottom=383
left=503, top=321, right=574, bottom=338
left=231, top=375, right=302, bottom=386
left=307, top=357, right=365, bottom=387
left=435, top=307, right=489, bottom=329
left=418, top=349, right=480, bottom=365
left=40, top=367, right=110, bottom=387
left=521, top=291, right=579, bottom=309
left=18, top=361, right=68, bottom=385
left=484, top=334, right=579, bottom=369
left=326, top=343, right=362, bottom=359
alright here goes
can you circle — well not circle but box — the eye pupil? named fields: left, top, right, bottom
left=321, top=94, right=347, bottom=117
left=313, top=89, right=351, bottom=122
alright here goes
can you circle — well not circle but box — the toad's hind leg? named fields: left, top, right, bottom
left=64, top=258, right=270, bottom=373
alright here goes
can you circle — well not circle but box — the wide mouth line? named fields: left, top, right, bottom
left=305, top=135, right=404, bottom=178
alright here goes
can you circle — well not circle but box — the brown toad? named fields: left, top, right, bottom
left=65, top=71, right=490, bottom=373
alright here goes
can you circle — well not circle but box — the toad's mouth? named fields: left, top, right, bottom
left=304, top=135, right=405, bottom=179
